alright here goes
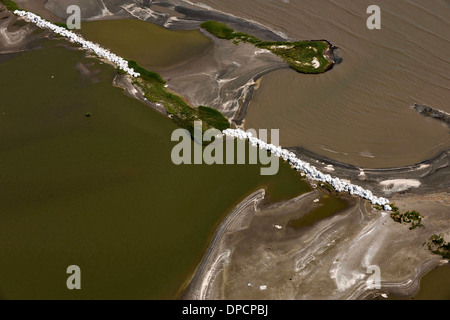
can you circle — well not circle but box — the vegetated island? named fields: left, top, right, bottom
left=200, top=20, right=335, bottom=74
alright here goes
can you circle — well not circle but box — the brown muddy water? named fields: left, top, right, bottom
left=193, top=0, right=450, bottom=168
left=0, top=44, right=310, bottom=299
left=410, top=265, right=450, bottom=300
left=80, top=19, right=213, bottom=71
left=389, top=264, right=450, bottom=300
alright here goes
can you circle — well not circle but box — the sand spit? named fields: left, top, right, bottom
left=380, top=179, right=421, bottom=193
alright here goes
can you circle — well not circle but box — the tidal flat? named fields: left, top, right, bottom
left=185, top=189, right=449, bottom=300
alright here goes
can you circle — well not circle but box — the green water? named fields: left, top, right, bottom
left=287, top=195, right=348, bottom=230
left=80, top=19, right=213, bottom=70
left=411, top=265, right=450, bottom=300
left=388, top=265, right=450, bottom=300
left=0, top=45, right=310, bottom=299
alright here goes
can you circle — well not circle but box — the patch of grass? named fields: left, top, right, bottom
left=232, top=32, right=261, bottom=45
left=198, top=106, right=230, bottom=131
left=259, top=41, right=331, bottom=74
left=319, top=182, right=335, bottom=194
left=128, top=62, right=229, bottom=134
left=116, top=67, right=127, bottom=75
left=390, top=204, right=424, bottom=230
left=1, top=0, right=19, bottom=11
left=427, top=234, right=450, bottom=260
left=390, top=204, right=399, bottom=212
left=128, top=60, right=165, bottom=84
left=200, top=20, right=333, bottom=74
left=200, top=21, right=235, bottom=40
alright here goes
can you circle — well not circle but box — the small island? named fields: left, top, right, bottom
left=200, top=20, right=335, bottom=74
